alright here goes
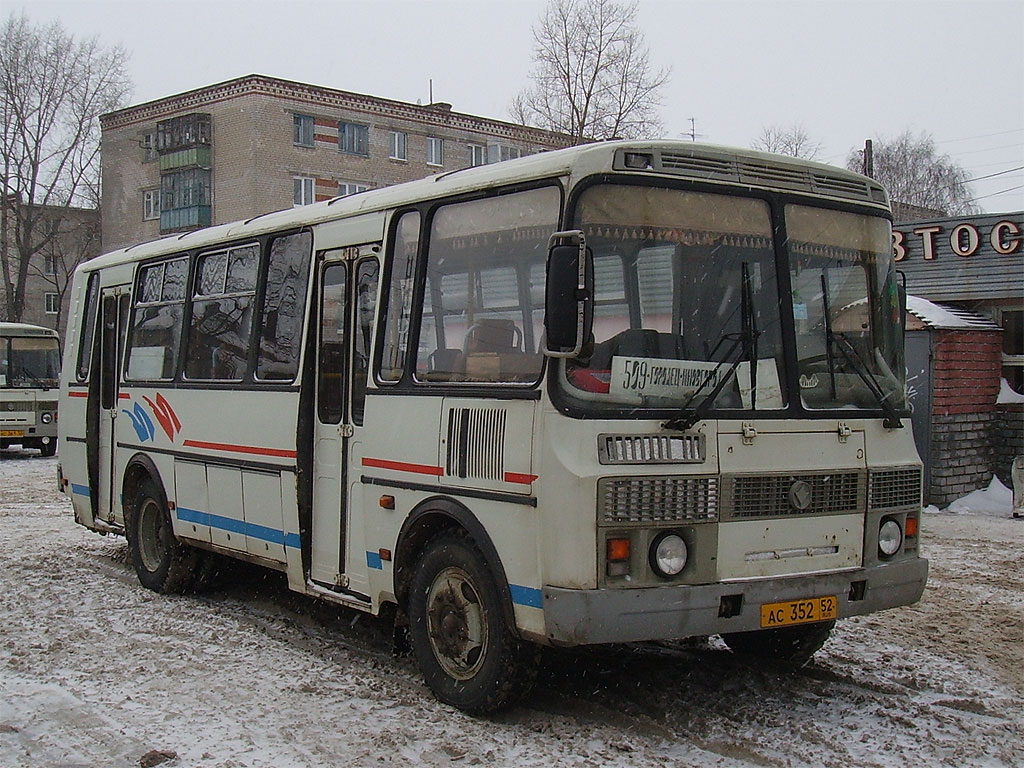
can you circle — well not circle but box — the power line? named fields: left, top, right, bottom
left=935, top=127, right=1024, bottom=145
left=966, top=184, right=1024, bottom=203
left=965, top=165, right=1024, bottom=183
left=947, top=142, right=1024, bottom=158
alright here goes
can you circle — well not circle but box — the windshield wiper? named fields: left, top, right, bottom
left=664, top=263, right=760, bottom=432
left=819, top=275, right=903, bottom=429
left=20, top=366, right=52, bottom=391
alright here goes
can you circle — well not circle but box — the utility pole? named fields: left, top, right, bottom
left=863, top=139, right=874, bottom=178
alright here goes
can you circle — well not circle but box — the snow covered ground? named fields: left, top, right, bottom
left=1, top=451, right=1022, bottom=768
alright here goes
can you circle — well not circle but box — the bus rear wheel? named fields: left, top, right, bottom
left=720, top=620, right=835, bottom=665
left=126, top=477, right=198, bottom=594
left=407, top=531, right=538, bottom=714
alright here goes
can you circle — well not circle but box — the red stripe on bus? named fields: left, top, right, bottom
left=362, top=457, right=444, bottom=476
left=118, top=393, right=130, bottom=400
left=68, top=391, right=88, bottom=398
left=504, top=472, right=538, bottom=485
left=182, top=439, right=298, bottom=459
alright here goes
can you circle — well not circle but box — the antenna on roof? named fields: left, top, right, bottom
left=684, top=117, right=706, bottom=142
left=429, top=79, right=433, bottom=105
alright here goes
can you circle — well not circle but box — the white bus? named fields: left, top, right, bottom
left=1, top=321, right=60, bottom=456
left=59, top=140, right=927, bottom=713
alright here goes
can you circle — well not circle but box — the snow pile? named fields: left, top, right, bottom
left=997, top=378, right=1024, bottom=404
left=944, top=475, right=1014, bottom=516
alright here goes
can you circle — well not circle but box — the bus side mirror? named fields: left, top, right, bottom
left=544, top=230, right=593, bottom=358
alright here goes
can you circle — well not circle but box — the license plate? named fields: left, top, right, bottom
left=0, top=429, right=24, bottom=438
left=760, top=595, right=838, bottom=628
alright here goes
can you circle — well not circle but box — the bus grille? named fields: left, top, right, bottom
left=727, top=472, right=862, bottom=518
left=599, top=476, right=718, bottom=524
left=869, top=466, right=923, bottom=510
left=598, top=433, right=704, bottom=464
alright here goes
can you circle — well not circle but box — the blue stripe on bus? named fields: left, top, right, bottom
left=509, top=584, right=543, bottom=609
left=70, top=483, right=90, bottom=497
left=176, top=506, right=300, bottom=549
left=366, top=551, right=383, bottom=570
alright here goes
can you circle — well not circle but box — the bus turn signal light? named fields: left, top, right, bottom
left=905, top=516, right=919, bottom=537
left=607, top=538, right=630, bottom=562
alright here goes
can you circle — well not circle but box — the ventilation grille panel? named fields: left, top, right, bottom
left=728, top=472, right=863, bottom=518
left=869, top=466, right=923, bottom=510
left=599, top=475, right=718, bottom=524
left=446, top=407, right=506, bottom=481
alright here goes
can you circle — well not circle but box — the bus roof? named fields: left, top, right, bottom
left=0, top=322, right=59, bottom=338
left=82, top=140, right=889, bottom=272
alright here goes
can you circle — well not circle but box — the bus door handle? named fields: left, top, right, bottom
left=340, top=424, right=354, bottom=438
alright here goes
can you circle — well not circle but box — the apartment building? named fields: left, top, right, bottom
left=99, top=74, right=573, bottom=252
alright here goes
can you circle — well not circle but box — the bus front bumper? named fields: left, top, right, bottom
left=541, top=556, right=928, bottom=645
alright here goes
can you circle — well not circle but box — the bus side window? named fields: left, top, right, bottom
left=256, top=231, right=312, bottom=381
left=379, top=212, right=420, bottom=383
left=352, top=258, right=379, bottom=425
left=76, top=273, right=100, bottom=381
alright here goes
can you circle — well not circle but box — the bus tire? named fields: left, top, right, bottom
left=38, top=440, right=56, bottom=457
left=126, top=477, right=197, bottom=594
left=720, top=620, right=835, bottom=665
left=408, top=531, right=538, bottom=714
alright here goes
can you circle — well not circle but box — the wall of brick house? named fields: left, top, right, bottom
left=993, top=403, right=1024, bottom=487
left=927, top=329, right=1003, bottom=506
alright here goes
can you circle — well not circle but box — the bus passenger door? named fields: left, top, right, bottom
left=310, top=249, right=380, bottom=592
left=96, top=289, right=130, bottom=523
left=311, top=257, right=350, bottom=587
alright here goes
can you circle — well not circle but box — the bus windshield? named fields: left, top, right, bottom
left=787, top=205, right=906, bottom=412
left=559, top=183, right=905, bottom=415
left=2, top=336, right=61, bottom=388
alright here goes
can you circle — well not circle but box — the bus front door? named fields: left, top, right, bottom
left=96, top=289, right=130, bottom=524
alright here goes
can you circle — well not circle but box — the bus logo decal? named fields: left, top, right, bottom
left=122, top=402, right=155, bottom=442
left=142, top=393, right=181, bottom=442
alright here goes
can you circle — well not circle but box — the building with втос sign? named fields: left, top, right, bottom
left=894, top=211, right=1023, bottom=506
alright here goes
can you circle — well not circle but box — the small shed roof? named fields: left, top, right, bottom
left=905, top=295, right=1001, bottom=331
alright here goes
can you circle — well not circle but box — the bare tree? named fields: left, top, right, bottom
left=752, top=124, right=822, bottom=160
left=846, top=131, right=978, bottom=216
left=0, top=13, right=130, bottom=323
left=510, top=0, right=670, bottom=143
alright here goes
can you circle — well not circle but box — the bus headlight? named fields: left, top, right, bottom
left=650, top=532, right=687, bottom=578
left=878, top=518, right=903, bottom=557
left=41, top=412, right=53, bottom=424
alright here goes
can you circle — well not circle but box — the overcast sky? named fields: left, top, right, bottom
left=13, top=0, right=1024, bottom=213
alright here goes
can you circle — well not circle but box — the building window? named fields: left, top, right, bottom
left=468, top=144, right=486, bottom=167
left=338, top=181, right=369, bottom=197
left=43, top=254, right=58, bottom=275
left=1002, top=309, right=1024, bottom=394
left=44, top=292, right=59, bottom=315
left=489, top=144, right=521, bottom=163
left=293, top=114, right=314, bottom=147
left=294, top=176, right=315, bottom=206
left=389, top=131, right=407, bottom=161
left=427, top=136, right=443, bottom=166
left=156, top=113, right=211, bottom=152
left=143, top=188, right=161, bottom=220
left=339, top=122, right=369, bottom=155
left=142, top=132, right=158, bottom=161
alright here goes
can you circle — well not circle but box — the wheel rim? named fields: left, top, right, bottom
left=137, top=497, right=168, bottom=573
left=425, top=566, right=488, bottom=681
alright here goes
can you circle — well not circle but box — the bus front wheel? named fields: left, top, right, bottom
left=407, top=531, right=538, bottom=714
left=720, top=620, right=835, bottom=665
left=126, top=477, right=197, bottom=594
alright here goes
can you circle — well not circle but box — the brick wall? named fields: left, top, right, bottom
left=927, top=329, right=1003, bottom=506
left=993, top=403, right=1024, bottom=487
